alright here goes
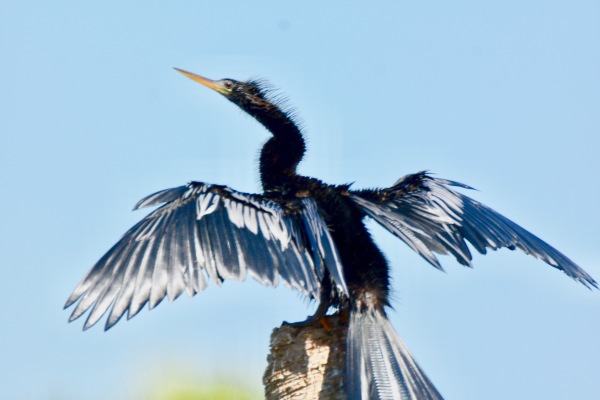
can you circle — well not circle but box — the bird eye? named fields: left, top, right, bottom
left=224, top=81, right=233, bottom=90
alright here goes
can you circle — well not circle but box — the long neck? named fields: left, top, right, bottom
left=259, top=133, right=305, bottom=189
left=241, top=97, right=306, bottom=190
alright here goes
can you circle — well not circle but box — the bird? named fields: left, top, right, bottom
left=65, top=68, right=597, bottom=400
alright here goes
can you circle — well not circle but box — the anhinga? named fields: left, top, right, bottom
left=65, top=68, right=596, bottom=400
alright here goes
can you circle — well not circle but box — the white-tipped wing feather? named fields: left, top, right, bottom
left=350, top=172, right=596, bottom=289
left=65, top=182, right=347, bottom=330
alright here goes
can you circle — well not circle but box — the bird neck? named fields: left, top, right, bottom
left=259, top=132, right=305, bottom=190
left=251, top=107, right=305, bottom=189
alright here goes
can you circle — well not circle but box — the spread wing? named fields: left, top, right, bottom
left=65, top=182, right=347, bottom=331
left=350, top=171, right=596, bottom=289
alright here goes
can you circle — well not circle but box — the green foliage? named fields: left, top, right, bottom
left=145, top=380, right=261, bottom=400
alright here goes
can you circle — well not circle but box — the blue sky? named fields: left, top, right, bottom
left=1, top=1, right=599, bottom=399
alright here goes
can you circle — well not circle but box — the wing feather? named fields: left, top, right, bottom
left=351, top=172, right=596, bottom=288
left=105, top=240, right=149, bottom=330
left=128, top=237, right=158, bottom=318
left=66, top=182, right=347, bottom=330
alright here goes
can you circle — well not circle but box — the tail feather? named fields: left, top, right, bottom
left=347, top=310, right=443, bottom=400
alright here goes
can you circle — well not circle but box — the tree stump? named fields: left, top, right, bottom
left=263, top=314, right=347, bottom=400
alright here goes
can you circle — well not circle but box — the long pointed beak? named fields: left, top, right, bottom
left=173, top=68, right=229, bottom=95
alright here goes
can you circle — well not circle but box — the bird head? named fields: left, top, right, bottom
left=174, top=68, right=265, bottom=110
left=174, top=67, right=302, bottom=153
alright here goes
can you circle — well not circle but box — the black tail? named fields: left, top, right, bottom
left=346, top=310, right=443, bottom=400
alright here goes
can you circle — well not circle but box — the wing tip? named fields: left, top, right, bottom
left=104, top=315, right=122, bottom=331
left=426, top=256, right=445, bottom=272
left=64, top=296, right=77, bottom=310
left=577, top=275, right=598, bottom=291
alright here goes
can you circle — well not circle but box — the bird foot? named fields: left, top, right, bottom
left=282, top=301, right=330, bottom=328
left=282, top=303, right=350, bottom=333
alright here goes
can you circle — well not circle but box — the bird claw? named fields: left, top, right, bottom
left=282, top=301, right=330, bottom=327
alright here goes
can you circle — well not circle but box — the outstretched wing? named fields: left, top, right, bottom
left=65, top=182, right=347, bottom=331
left=350, top=171, right=596, bottom=289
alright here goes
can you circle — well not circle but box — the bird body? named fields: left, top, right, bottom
left=261, top=173, right=391, bottom=314
left=65, top=69, right=595, bottom=399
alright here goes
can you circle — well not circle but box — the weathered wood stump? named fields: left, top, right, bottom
left=263, top=314, right=347, bottom=400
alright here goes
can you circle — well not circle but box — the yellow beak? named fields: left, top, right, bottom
left=174, top=68, right=229, bottom=95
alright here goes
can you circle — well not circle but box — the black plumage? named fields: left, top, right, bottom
left=65, top=69, right=596, bottom=399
